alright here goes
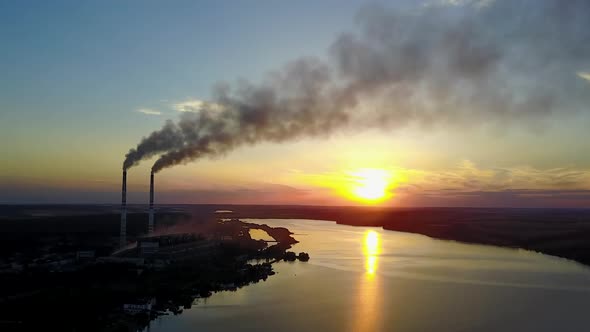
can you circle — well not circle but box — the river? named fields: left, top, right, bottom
left=147, top=219, right=590, bottom=331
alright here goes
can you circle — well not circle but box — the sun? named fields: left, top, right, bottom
left=350, top=169, right=392, bottom=203
left=296, top=166, right=400, bottom=205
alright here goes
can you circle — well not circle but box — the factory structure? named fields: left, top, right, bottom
left=119, top=169, right=156, bottom=248
left=116, top=169, right=219, bottom=262
left=113, top=169, right=300, bottom=267
left=120, top=170, right=127, bottom=248
left=148, top=171, right=155, bottom=234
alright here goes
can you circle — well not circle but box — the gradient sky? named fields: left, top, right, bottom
left=2, top=0, right=590, bottom=207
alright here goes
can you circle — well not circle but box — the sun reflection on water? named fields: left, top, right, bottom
left=352, top=230, right=382, bottom=332
left=364, top=230, right=380, bottom=276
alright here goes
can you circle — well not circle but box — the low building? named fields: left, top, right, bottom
left=76, top=250, right=95, bottom=260
left=98, top=257, right=145, bottom=266
left=138, top=240, right=159, bottom=256
left=123, top=298, right=155, bottom=314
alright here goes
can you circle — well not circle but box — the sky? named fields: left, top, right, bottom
left=1, top=0, right=590, bottom=207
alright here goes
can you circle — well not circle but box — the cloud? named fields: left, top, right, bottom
left=578, top=72, right=590, bottom=82
left=405, top=162, right=590, bottom=192
left=431, top=0, right=493, bottom=7
left=172, top=99, right=225, bottom=113
left=136, top=108, right=161, bottom=116
left=384, top=162, right=590, bottom=207
left=295, top=161, right=590, bottom=201
left=173, top=99, right=205, bottom=112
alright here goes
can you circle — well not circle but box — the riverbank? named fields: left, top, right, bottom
left=2, top=204, right=589, bottom=265
left=215, top=205, right=590, bottom=266
left=1, top=204, right=589, bottom=331
left=0, top=215, right=308, bottom=331
left=146, top=218, right=590, bottom=332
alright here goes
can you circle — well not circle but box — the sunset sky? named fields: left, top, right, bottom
left=2, top=0, right=590, bottom=207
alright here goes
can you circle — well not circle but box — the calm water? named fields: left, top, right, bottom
left=148, top=219, right=590, bottom=332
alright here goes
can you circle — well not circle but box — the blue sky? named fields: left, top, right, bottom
left=1, top=0, right=372, bottom=159
left=1, top=0, right=358, bottom=109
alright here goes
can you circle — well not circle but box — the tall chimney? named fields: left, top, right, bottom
left=148, top=170, right=155, bottom=234
left=120, top=170, right=127, bottom=248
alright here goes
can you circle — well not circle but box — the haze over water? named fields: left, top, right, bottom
left=148, top=219, right=590, bottom=332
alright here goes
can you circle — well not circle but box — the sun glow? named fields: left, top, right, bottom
left=296, top=166, right=403, bottom=205
left=350, top=169, right=392, bottom=203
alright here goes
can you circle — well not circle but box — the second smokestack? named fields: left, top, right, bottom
left=120, top=170, right=127, bottom=248
left=148, top=170, right=154, bottom=234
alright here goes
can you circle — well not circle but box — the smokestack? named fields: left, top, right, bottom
left=148, top=170, right=154, bottom=234
left=120, top=170, right=127, bottom=248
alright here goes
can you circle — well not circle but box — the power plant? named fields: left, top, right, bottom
left=120, top=170, right=127, bottom=248
left=148, top=170, right=155, bottom=234
left=119, top=170, right=156, bottom=248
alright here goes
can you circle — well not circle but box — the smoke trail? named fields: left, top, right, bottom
left=123, top=120, right=184, bottom=170
left=123, top=0, right=590, bottom=172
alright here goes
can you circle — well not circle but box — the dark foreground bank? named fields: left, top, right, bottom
left=0, top=209, right=308, bottom=331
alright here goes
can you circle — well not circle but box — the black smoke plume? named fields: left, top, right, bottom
left=123, top=0, right=590, bottom=172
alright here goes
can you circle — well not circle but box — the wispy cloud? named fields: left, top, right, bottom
left=405, top=161, right=590, bottom=192
left=577, top=72, right=590, bottom=82
left=292, top=161, right=590, bottom=207
left=426, top=0, right=494, bottom=8
left=296, top=161, right=590, bottom=195
left=136, top=108, right=161, bottom=116
left=173, top=99, right=206, bottom=112
left=173, top=98, right=224, bottom=113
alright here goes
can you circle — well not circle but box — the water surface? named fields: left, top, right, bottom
left=149, top=219, right=590, bottom=332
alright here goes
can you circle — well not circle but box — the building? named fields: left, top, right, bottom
left=138, top=240, right=159, bottom=256
left=123, top=298, right=156, bottom=314
left=76, top=250, right=95, bottom=260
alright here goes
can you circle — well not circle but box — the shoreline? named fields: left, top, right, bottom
left=1, top=204, right=588, bottom=266
left=1, top=203, right=589, bottom=329
left=221, top=205, right=590, bottom=267
left=0, top=217, right=308, bottom=331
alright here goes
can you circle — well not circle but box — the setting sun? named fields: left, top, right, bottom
left=298, top=167, right=400, bottom=205
left=350, top=169, right=392, bottom=203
